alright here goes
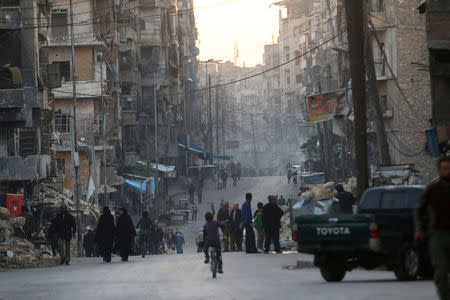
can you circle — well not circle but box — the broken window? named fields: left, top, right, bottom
left=378, top=42, right=386, bottom=76
left=56, top=158, right=65, bottom=174
left=295, top=50, right=300, bottom=65
left=53, top=61, right=70, bottom=82
left=296, top=74, right=301, bottom=84
left=51, top=9, right=68, bottom=39
left=380, top=95, right=388, bottom=113
left=54, top=113, right=70, bottom=133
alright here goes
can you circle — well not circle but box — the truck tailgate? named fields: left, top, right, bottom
left=296, top=214, right=372, bottom=253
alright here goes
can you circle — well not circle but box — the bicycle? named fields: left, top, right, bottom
left=208, top=246, right=218, bottom=278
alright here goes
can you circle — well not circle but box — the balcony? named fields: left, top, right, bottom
left=45, top=31, right=106, bottom=48
left=52, top=81, right=102, bottom=99
left=0, top=155, right=51, bottom=181
left=140, top=29, right=162, bottom=47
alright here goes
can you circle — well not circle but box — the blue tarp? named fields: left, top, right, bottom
left=177, top=136, right=214, bottom=160
left=124, top=178, right=155, bottom=197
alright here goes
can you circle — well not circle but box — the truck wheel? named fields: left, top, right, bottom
left=319, top=258, right=346, bottom=282
left=394, top=243, right=419, bottom=281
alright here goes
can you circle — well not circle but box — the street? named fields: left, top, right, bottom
left=0, top=177, right=436, bottom=300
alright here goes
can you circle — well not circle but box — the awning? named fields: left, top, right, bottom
left=177, top=136, right=214, bottom=160
left=124, top=178, right=155, bottom=197
left=136, top=161, right=175, bottom=172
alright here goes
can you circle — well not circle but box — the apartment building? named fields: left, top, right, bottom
left=0, top=0, right=52, bottom=201
left=41, top=0, right=122, bottom=204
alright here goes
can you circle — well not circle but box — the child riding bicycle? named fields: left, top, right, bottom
left=203, top=212, right=225, bottom=274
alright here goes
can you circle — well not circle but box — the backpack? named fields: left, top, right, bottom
left=254, top=210, right=263, bottom=230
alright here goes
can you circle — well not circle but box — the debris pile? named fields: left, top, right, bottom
left=279, top=204, right=295, bottom=250
left=311, top=182, right=336, bottom=201
left=0, top=207, right=57, bottom=269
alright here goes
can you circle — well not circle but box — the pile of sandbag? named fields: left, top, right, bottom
left=0, top=207, right=57, bottom=269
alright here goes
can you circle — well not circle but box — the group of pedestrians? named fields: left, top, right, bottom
left=213, top=193, right=285, bottom=254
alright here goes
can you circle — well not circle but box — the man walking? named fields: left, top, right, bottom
left=54, top=204, right=76, bottom=265
left=188, top=183, right=195, bottom=204
left=217, top=201, right=231, bottom=251
left=116, top=208, right=136, bottom=262
left=229, top=203, right=242, bottom=251
left=242, top=193, right=258, bottom=253
left=191, top=203, right=198, bottom=221
left=415, top=157, right=450, bottom=300
left=263, top=195, right=284, bottom=253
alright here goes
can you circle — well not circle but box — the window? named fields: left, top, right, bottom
left=296, top=74, right=301, bottom=84
left=54, top=113, right=70, bottom=133
left=51, top=10, right=68, bottom=38
left=378, top=42, right=386, bottom=75
left=284, top=47, right=289, bottom=62
left=381, top=191, right=408, bottom=209
left=56, top=158, right=65, bottom=174
left=295, top=50, right=300, bottom=65
left=380, top=95, right=388, bottom=113
left=53, top=61, right=70, bottom=82
left=359, top=190, right=381, bottom=209
left=284, top=70, right=290, bottom=86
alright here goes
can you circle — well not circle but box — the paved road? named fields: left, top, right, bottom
left=0, top=177, right=437, bottom=300
left=0, top=253, right=435, bottom=300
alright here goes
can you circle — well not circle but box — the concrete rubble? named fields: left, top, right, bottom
left=0, top=207, right=57, bottom=269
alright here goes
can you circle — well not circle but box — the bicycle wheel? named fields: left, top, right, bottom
left=210, top=248, right=217, bottom=278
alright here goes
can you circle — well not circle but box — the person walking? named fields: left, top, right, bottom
left=253, top=202, right=264, bottom=251
left=242, top=193, right=258, bottom=253
left=210, top=202, right=215, bottom=217
left=95, top=207, right=115, bottom=262
left=83, top=226, right=97, bottom=257
left=335, top=184, right=356, bottom=214
left=54, top=204, right=76, bottom=265
left=415, top=157, right=450, bottom=300
left=136, top=211, right=153, bottom=256
left=263, top=195, right=284, bottom=254
left=221, top=170, right=228, bottom=188
left=197, top=185, right=203, bottom=204
left=174, top=228, right=185, bottom=254
left=191, top=203, right=198, bottom=221
left=152, top=220, right=164, bottom=254
left=229, top=203, right=243, bottom=251
left=188, top=183, right=195, bottom=204
left=116, top=208, right=136, bottom=262
left=217, top=201, right=231, bottom=251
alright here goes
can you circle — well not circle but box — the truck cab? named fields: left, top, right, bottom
left=294, top=185, right=432, bottom=282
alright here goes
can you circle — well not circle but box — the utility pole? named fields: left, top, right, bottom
left=184, top=79, right=189, bottom=177
left=208, top=74, right=212, bottom=154
left=100, top=57, right=108, bottom=207
left=154, top=82, right=159, bottom=216
left=221, top=88, right=226, bottom=155
left=344, top=0, right=369, bottom=198
left=215, top=85, right=220, bottom=155
left=89, top=117, right=99, bottom=207
left=251, top=113, right=257, bottom=168
left=69, top=0, right=81, bottom=256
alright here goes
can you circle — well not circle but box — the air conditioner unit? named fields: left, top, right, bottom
left=383, top=109, right=393, bottom=118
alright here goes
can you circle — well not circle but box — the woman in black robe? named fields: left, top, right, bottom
left=95, top=207, right=115, bottom=262
left=115, top=208, right=136, bottom=262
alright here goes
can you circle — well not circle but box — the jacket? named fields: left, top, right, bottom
left=253, top=209, right=263, bottom=230
left=203, top=220, right=224, bottom=244
left=262, top=202, right=284, bottom=230
left=336, top=191, right=355, bottom=214
left=217, top=207, right=230, bottom=222
left=241, top=200, right=253, bottom=225
left=229, top=209, right=242, bottom=233
left=54, top=211, right=77, bottom=241
left=416, top=179, right=450, bottom=232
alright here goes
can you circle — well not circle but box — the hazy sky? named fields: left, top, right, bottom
left=194, top=0, right=279, bottom=67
